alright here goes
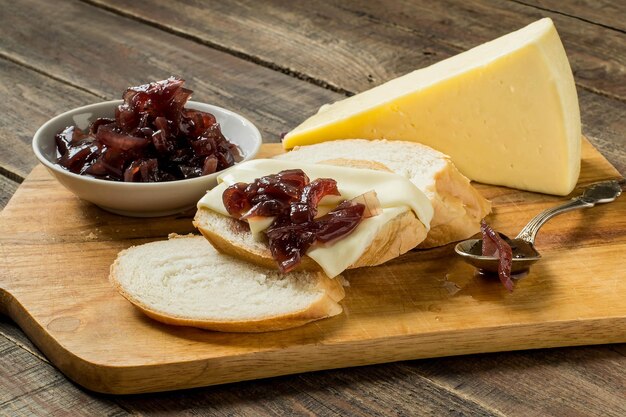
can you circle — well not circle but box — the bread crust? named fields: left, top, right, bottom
left=418, top=159, right=491, bottom=248
left=109, top=236, right=346, bottom=333
left=111, top=273, right=344, bottom=333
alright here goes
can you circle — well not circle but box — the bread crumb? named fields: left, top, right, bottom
left=168, top=233, right=197, bottom=239
left=86, top=232, right=97, bottom=240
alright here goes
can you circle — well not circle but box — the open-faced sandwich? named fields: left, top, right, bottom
left=194, top=140, right=491, bottom=277
left=194, top=158, right=435, bottom=278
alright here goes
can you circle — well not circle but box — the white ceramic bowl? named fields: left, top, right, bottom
left=33, top=100, right=262, bottom=217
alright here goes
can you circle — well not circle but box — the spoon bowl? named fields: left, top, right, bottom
left=455, top=238, right=541, bottom=274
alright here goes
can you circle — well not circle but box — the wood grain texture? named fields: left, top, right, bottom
left=516, top=0, right=626, bottom=32
left=89, top=0, right=626, bottom=100
left=0, top=58, right=100, bottom=179
left=114, top=344, right=626, bottom=416
left=0, top=140, right=623, bottom=394
left=0, top=0, right=340, bottom=145
left=409, top=345, right=626, bottom=417
left=0, top=176, right=18, bottom=210
left=2, top=316, right=623, bottom=416
left=579, top=89, right=626, bottom=175
left=333, top=0, right=626, bottom=101
left=0, top=331, right=128, bottom=416
left=116, top=364, right=500, bottom=417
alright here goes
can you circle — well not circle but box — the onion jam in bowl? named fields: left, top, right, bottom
left=33, top=96, right=261, bottom=217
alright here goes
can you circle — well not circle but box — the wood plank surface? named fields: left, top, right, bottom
left=578, top=89, right=626, bottom=175
left=415, top=345, right=626, bottom=417
left=114, top=344, right=626, bottom=416
left=0, top=58, right=100, bottom=179
left=0, top=176, right=18, bottom=210
left=90, top=0, right=626, bottom=100
left=0, top=327, right=128, bottom=416
left=115, top=364, right=500, bottom=417
left=0, top=0, right=339, bottom=146
left=0, top=312, right=501, bottom=416
left=0, top=140, right=623, bottom=394
left=516, top=0, right=626, bottom=32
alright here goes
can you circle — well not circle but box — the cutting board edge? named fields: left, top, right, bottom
left=4, top=289, right=624, bottom=394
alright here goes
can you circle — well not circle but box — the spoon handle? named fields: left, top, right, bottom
left=515, top=180, right=623, bottom=244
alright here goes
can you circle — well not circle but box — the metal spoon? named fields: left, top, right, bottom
left=454, top=180, right=623, bottom=274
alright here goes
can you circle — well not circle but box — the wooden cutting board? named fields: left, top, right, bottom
left=0, top=140, right=624, bottom=394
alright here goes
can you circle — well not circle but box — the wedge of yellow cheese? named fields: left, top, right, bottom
left=283, top=18, right=581, bottom=195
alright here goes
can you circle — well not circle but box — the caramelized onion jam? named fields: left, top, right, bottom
left=54, top=77, right=242, bottom=182
left=222, top=169, right=381, bottom=273
left=480, top=220, right=514, bottom=291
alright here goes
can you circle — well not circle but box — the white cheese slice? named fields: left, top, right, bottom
left=283, top=18, right=581, bottom=196
left=246, top=216, right=276, bottom=240
left=197, top=159, right=433, bottom=277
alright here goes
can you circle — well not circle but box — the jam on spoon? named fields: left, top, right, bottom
left=455, top=180, right=623, bottom=291
left=479, top=220, right=514, bottom=291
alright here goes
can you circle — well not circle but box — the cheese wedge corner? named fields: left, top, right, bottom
left=283, top=18, right=581, bottom=196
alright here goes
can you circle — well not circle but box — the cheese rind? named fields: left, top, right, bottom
left=283, top=18, right=581, bottom=196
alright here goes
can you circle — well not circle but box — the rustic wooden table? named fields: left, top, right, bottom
left=1, top=0, right=624, bottom=415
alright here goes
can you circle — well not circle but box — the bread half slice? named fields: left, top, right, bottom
left=193, top=158, right=429, bottom=276
left=110, top=235, right=345, bottom=332
left=275, top=139, right=491, bottom=247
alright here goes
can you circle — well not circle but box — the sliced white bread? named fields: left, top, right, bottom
left=275, top=139, right=491, bottom=247
left=193, top=159, right=429, bottom=276
left=110, top=235, right=345, bottom=332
